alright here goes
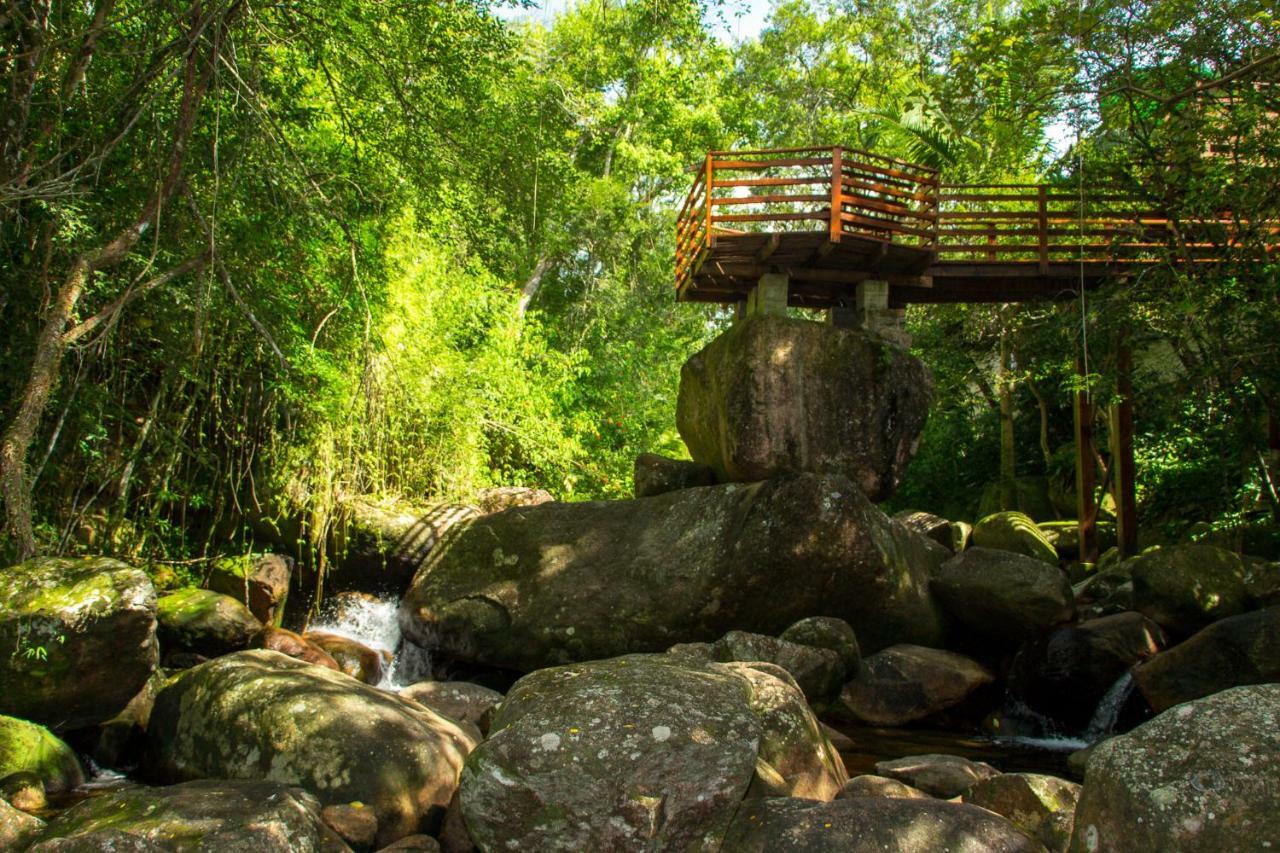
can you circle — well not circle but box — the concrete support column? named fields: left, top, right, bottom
left=746, top=272, right=789, bottom=317
left=854, top=280, right=910, bottom=347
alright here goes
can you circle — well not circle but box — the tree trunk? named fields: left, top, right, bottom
left=998, top=330, right=1017, bottom=510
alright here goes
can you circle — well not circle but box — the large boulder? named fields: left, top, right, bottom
left=780, top=616, right=861, bottom=676
left=0, top=556, right=158, bottom=730
left=722, top=796, right=1047, bottom=852
left=972, top=512, right=1059, bottom=563
left=964, top=773, right=1080, bottom=849
left=206, top=553, right=292, bottom=625
left=458, top=653, right=846, bottom=852
left=1008, top=612, right=1166, bottom=732
left=712, top=630, right=845, bottom=704
left=836, top=775, right=931, bottom=800
left=633, top=452, right=717, bottom=498
left=893, top=510, right=955, bottom=552
left=398, top=681, right=504, bottom=735
left=400, top=473, right=946, bottom=672
left=834, top=645, right=995, bottom=727
left=1132, top=606, right=1280, bottom=712
left=874, top=754, right=1001, bottom=799
left=1127, top=544, right=1248, bottom=635
left=27, top=779, right=350, bottom=852
left=933, top=548, right=1074, bottom=643
left=675, top=315, right=931, bottom=500
left=1069, top=684, right=1280, bottom=851
left=0, top=714, right=84, bottom=794
left=145, top=649, right=478, bottom=846
left=157, top=588, right=262, bottom=658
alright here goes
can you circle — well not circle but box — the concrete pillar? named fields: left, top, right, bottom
left=826, top=304, right=858, bottom=328
left=855, top=280, right=910, bottom=347
left=746, top=273, right=789, bottom=317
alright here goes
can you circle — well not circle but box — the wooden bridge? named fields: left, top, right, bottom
left=676, top=145, right=1253, bottom=309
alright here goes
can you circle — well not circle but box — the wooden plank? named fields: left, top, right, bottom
left=713, top=176, right=828, bottom=189
left=711, top=193, right=830, bottom=206
left=714, top=211, right=830, bottom=223
left=712, top=156, right=830, bottom=169
left=829, top=146, right=844, bottom=244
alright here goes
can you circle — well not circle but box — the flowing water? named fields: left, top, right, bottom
left=307, top=593, right=432, bottom=688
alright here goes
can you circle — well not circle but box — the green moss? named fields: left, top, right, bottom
left=0, top=715, right=84, bottom=792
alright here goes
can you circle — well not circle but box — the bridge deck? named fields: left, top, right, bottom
left=675, top=147, right=1257, bottom=306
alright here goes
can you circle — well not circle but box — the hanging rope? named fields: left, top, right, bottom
left=1075, top=0, right=1091, bottom=403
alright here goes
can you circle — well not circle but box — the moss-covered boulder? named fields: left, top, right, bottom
left=145, top=649, right=478, bottom=846
left=780, top=616, right=861, bottom=677
left=26, top=779, right=350, bottom=852
left=932, top=548, right=1074, bottom=644
left=979, top=476, right=1061, bottom=524
left=0, top=556, right=158, bottom=730
left=964, top=773, right=1080, bottom=848
left=400, top=473, right=946, bottom=672
left=834, top=645, right=995, bottom=727
left=157, top=588, right=262, bottom=658
left=1069, top=684, right=1280, bottom=852
left=893, top=510, right=955, bottom=552
left=206, top=553, right=292, bottom=625
left=1127, top=544, right=1248, bottom=636
left=712, top=630, right=845, bottom=704
left=722, top=796, right=1046, bottom=852
left=458, top=653, right=846, bottom=852
left=675, top=316, right=932, bottom=501
left=0, top=714, right=84, bottom=794
left=1132, top=606, right=1280, bottom=712
left=972, top=512, right=1059, bottom=563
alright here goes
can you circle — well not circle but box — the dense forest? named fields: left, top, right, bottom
left=2, top=0, right=1277, bottom=565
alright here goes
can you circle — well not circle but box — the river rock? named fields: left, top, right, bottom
left=894, top=510, right=955, bottom=551
left=713, top=631, right=845, bottom=703
left=458, top=653, right=846, bottom=852
left=964, top=773, right=1080, bottom=845
left=633, top=452, right=718, bottom=498
left=146, top=649, right=478, bottom=846
left=972, top=512, right=1058, bottom=563
left=874, top=754, right=1001, bottom=799
left=304, top=631, right=386, bottom=684
left=321, top=802, right=378, bottom=849
left=206, top=553, right=292, bottom=625
left=0, top=556, right=158, bottom=730
left=675, top=315, right=931, bottom=500
left=780, top=616, right=861, bottom=676
left=0, top=798, right=43, bottom=849
left=834, top=645, right=994, bottom=727
left=1243, top=558, right=1280, bottom=607
left=1127, top=544, right=1248, bottom=635
left=1072, top=564, right=1134, bottom=620
left=253, top=626, right=341, bottom=670
left=400, top=473, right=946, bottom=672
left=1008, top=612, right=1166, bottom=731
left=0, top=715, right=84, bottom=794
left=1132, top=605, right=1280, bottom=712
left=722, top=796, right=1047, bottom=852
left=475, top=486, right=553, bottom=514
left=157, top=588, right=262, bottom=658
left=27, top=779, right=349, bottom=852
left=398, top=682, right=504, bottom=735
left=836, top=774, right=931, bottom=800
left=1069, top=684, right=1280, bottom=851
left=933, top=548, right=1074, bottom=643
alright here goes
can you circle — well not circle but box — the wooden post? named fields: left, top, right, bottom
left=705, top=154, right=714, bottom=248
left=1075, top=353, right=1099, bottom=563
left=1111, top=337, right=1139, bottom=556
left=1037, top=185, right=1049, bottom=274
left=829, top=146, right=844, bottom=244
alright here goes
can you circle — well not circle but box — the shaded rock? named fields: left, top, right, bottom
left=633, top=452, right=717, bottom=498
left=1243, top=558, right=1280, bottom=608
left=207, top=553, right=292, bottom=625
left=875, top=754, right=1001, bottom=799
left=401, top=473, right=945, bottom=672
left=972, top=512, right=1058, bottom=563
left=146, top=650, right=478, bottom=846
left=437, top=792, right=474, bottom=853
left=27, top=779, right=350, bottom=852
left=1038, top=521, right=1115, bottom=562
left=0, top=556, right=158, bottom=731
left=458, top=653, right=846, bottom=852
left=0, top=715, right=84, bottom=794
left=722, top=796, right=1047, bottom=852
left=964, top=773, right=1080, bottom=844
left=675, top=315, right=931, bottom=500
left=322, top=802, right=378, bottom=850
left=253, top=626, right=341, bottom=671
left=380, top=835, right=442, bottom=852
left=933, top=548, right=1074, bottom=643
left=0, top=797, right=43, bottom=850
left=894, top=510, right=955, bottom=551
left=1008, top=612, right=1166, bottom=731
left=836, top=774, right=931, bottom=800
left=1127, top=544, right=1248, bottom=635
left=157, top=588, right=262, bottom=658
left=834, top=645, right=994, bottom=727
left=304, top=631, right=386, bottom=685
left=331, top=497, right=481, bottom=594
left=1069, top=684, right=1280, bottom=852
left=1132, top=605, right=1280, bottom=712
left=1037, top=809, right=1075, bottom=853
left=398, top=681, right=503, bottom=735
left=1071, top=565, right=1134, bottom=620
left=475, top=487, right=553, bottom=514
left=979, top=476, right=1060, bottom=524
left=2, top=770, right=48, bottom=811
left=780, top=616, right=861, bottom=677
left=818, top=723, right=855, bottom=753
left=666, top=642, right=716, bottom=662
left=713, top=630, right=845, bottom=703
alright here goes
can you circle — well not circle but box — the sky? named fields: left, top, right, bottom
left=494, top=0, right=777, bottom=44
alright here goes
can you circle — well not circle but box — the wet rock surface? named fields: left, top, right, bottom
left=835, top=645, right=994, bottom=727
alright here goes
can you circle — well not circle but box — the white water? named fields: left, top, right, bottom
left=308, top=594, right=432, bottom=688
left=1083, top=671, right=1136, bottom=743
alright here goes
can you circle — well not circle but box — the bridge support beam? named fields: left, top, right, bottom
left=746, top=272, right=789, bottom=317
left=846, top=280, right=910, bottom=347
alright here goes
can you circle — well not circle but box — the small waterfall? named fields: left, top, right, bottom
left=308, top=594, right=432, bottom=688
left=1084, top=671, right=1135, bottom=743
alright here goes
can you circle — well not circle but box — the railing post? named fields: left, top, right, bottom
left=829, top=145, right=843, bottom=244
left=1038, top=184, right=1049, bottom=274
left=705, top=154, right=714, bottom=249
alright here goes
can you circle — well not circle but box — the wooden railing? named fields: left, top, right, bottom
left=675, top=146, right=940, bottom=291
